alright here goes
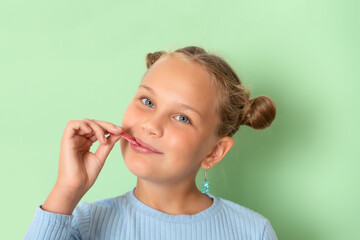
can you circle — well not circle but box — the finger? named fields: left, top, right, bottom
left=78, top=122, right=93, bottom=136
left=87, top=119, right=123, bottom=136
left=88, top=133, right=119, bottom=144
left=64, top=120, right=90, bottom=140
left=78, top=138, right=93, bottom=151
left=88, top=135, right=98, bottom=143
left=85, top=132, right=95, bottom=138
left=83, top=118, right=108, bottom=145
left=106, top=132, right=123, bottom=142
left=94, top=132, right=122, bottom=166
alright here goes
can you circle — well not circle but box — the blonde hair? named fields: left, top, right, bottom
left=144, top=46, right=276, bottom=138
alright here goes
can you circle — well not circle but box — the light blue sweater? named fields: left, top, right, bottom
left=24, top=188, right=277, bottom=239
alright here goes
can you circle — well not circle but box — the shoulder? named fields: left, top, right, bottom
left=218, top=197, right=269, bottom=223
left=75, top=191, right=130, bottom=216
left=68, top=192, right=131, bottom=238
left=215, top=196, right=277, bottom=239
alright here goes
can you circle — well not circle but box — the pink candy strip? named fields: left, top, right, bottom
left=110, top=132, right=139, bottom=145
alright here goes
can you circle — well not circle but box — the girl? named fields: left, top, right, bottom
left=24, top=46, right=277, bottom=239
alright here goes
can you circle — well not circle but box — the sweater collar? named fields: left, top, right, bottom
left=125, top=187, right=222, bottom=223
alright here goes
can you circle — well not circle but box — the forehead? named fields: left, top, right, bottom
left=140, top=55, right=218, bottom=119
left=144, top=54, right=209, bottom=84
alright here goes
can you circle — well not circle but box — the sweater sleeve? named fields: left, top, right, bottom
left=262, top=220, right=278, bottom=240
left=23, top=202, right=91, bottom=240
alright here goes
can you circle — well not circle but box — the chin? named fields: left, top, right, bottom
left=124, top=157, right=172, bottom=183
left=123, top=156, right=153, bottom=178
left=120, top=141, right=165, bottom=181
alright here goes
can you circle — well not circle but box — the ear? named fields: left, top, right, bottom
left=200, top=136, right=234, bottom=169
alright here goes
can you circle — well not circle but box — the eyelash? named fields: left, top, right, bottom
left=138, top=96, right=192, bottom=125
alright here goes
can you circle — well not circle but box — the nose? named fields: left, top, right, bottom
left=141, top=114, right=163, bottom=137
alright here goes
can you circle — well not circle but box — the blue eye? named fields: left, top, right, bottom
left=175, top=115, right=191, bottom=124
left=140, top=97, right=191, bottom=124
left=141, top=97, right=152, bottom=107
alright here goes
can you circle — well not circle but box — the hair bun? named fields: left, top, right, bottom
left=146, top=51, right=167, bottom=69
left=241, top=95, right=276, bottom=129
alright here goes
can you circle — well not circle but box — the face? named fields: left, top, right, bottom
left=120, top=54, right=221, bottom=184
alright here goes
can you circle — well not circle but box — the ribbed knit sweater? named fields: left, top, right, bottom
left=23, top=188, right=277, bottom=239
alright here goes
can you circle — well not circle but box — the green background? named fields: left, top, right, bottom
left=1, top=0, right=359, bottom=239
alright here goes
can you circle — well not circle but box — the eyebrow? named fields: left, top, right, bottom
left=138, top=84, right=203, bottom=119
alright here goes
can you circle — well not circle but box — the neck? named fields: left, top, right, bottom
left=133, top=177, right=213, bottom=215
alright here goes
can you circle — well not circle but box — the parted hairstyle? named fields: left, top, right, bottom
left=144, top=46, right=276, bottom=138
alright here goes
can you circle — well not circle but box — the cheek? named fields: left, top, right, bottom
left=166, top=131, right=201, bottom=162
left=121, top=102, right=142, bottom=127
left=168, top=132, right=212, bottom=165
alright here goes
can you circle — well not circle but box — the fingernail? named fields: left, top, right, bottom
left=115, top=125, right=122, bottom=130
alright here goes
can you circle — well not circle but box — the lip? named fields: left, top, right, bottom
left=133, top=137, right=163, bottom=154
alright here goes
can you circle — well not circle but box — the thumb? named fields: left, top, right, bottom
left=94, top=134, right=122, bottom=167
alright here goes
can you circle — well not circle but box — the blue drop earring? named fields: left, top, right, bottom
left=201, top=166, right=210, bottom=194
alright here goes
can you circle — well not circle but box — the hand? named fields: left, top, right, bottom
left=56, top=118, right=123, bottom=196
